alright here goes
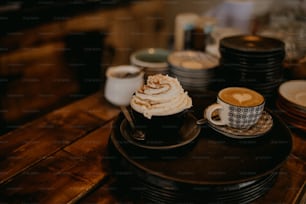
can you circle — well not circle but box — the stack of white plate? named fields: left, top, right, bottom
left=276, top=80, right=306, bottom=132
left=168, top=51, right=219, bottom=92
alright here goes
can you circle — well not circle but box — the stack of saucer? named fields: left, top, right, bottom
left=168, top=51, right=219, bottom=92
left=218, top=35, right=285, bottom=98
left=276, top=80, right=306, bottom=132
left=130, top=48, right=170, bottom=78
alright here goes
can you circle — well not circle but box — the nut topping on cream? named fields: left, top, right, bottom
left=130, top=74, right=192, bottom=119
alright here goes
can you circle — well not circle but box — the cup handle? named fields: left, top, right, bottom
left=205, top=103, right=226, bottom=126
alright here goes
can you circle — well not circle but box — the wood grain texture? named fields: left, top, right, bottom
left=0, top=93, right=113, bottom=184
left=0, top=1, right=166, bottom=127
left=291, top=129, right=306, bottom=163
left=60, top=92, right=120, bottom=121
left=0, top=122, right=113, bottom=203
left=0, top=111, right=103, bottom=184
left=255, top=155, right=306, bottom=203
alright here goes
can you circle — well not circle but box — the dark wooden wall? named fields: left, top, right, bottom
left=0, top=0, right=168, bottom=134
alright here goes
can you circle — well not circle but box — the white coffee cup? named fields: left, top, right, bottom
left=104, top=65, right=144, bottom=106
left=205, top=87, right=265, bottom=129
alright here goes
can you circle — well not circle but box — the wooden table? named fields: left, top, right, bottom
left=0, top=92, right=305, bottom=203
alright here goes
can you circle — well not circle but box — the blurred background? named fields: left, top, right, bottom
left=0, top=0, right=305, bottom=134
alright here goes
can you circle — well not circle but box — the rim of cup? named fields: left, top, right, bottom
left=106, top=65, right=143, bottom=79
left=217, top=87, right=265, bottom=107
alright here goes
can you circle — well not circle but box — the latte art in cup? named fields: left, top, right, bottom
left=130, top=74, right=192, bottom=119
left=205, top=87, right=265, bottom=129
left=219, top=87, right=264, bottom=107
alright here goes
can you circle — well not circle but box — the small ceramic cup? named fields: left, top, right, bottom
left=205, top=87, right=265, bottom=129
left=104, top=65, right=144, bottom=106
left=130, top=48, right=170, bottom=77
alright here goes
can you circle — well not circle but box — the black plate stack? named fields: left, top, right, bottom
left=217, top=35, right=286, bottom=99
left=107, top=107, right=292, bottom=203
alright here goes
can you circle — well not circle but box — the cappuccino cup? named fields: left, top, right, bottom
left=205, top=87, right=265, bottom=129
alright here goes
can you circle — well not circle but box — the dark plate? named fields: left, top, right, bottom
left=277, top=99, right=306, bottom=119
left=219, top=60, right=284, bottom=71
left=220, top=46, right=285, bottom=59
left=107, top=92, right=291, bottom=203
left=218, top=67, right=283, bottom=83
left=120, top=112, right=201, bottom=151
left=137, top=174, right=276, bottom=203
left=110, top=106, right=292, bottom=185
left=275, top=113, right=306, bottom=132
left=227, top=79, right=284, bottom=87
left=226, top=67, right=283, bottom=76
left=220, top=35, right=285, bottom=53
left=109, top=139, right=279, bottom=203
left=276, top=101, right=306, bottom=132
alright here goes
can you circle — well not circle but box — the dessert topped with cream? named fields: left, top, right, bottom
left=130, top=74, right=192, bottom=119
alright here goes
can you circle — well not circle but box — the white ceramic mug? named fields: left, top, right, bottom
left=104, top=65, right=144, bottom=106
left=205, top=87, right=265, bottom=129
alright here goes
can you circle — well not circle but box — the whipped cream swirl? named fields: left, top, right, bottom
left=130, top=74, right=192, bottom=119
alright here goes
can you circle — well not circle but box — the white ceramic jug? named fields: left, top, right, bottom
left=104, top=65, right=144, bottom=106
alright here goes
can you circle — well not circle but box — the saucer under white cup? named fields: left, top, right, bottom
left=104, top=65, right=144, bottom=106
left=206, top=110, right=273, bottom=139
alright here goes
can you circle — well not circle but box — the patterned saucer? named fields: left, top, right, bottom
left=207, top=111, right=273, bottom=139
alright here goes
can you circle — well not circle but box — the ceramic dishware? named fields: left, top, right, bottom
left=130, top=48, right=170, bottom=78
left=205, top=87, right=265, bottom=129
left=104, top=65, right=144, bottom=106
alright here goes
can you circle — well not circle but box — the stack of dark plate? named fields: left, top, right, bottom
left=107, top=105, right=292, bottom=203
left=218, top=35, right=286, bottom=99
left=276, top=80, right=306, bottom=132
left=168, top=51, right=219, bottom=92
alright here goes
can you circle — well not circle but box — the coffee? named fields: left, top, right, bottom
left=205, top=87, right=265, bottom=129
left=219, top=87, right=264, bottom=107
left=111, top=71, right=141, bottom=79
left=130, top=74, right=192, bottom=141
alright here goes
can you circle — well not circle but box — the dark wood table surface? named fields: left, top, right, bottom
left=0, top=92, right=305, bottom=203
